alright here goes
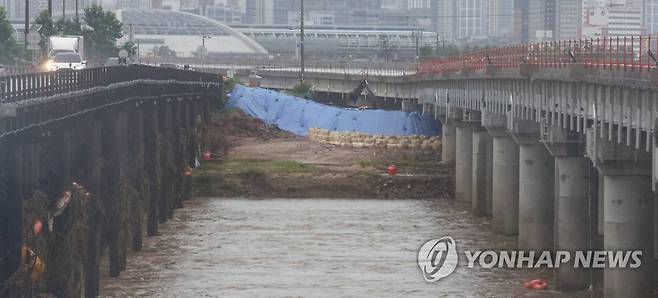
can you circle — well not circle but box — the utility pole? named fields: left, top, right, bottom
left=75, top=0, right=78, bottom=19
left=62, top=0, right=65, bottom=18
left=300, top=0, right=305, bottom=83
left=48, top=0, right=52, bottom=17
left=24, top=0, right=29, bottom=48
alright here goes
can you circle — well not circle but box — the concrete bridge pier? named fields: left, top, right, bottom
left=599, top=165, right=654, bottom=298
left=517, top=141, right=554, bottom=253
left=455, top=124, right=473, bottom=206
left=440, top=123, right=456, bottom=166
left=483, top=112, right=518, bottom=235
left=491, top=134, right=519, bottom=235
left=553, top=156, right=591, bottom=292
left=510, top=119, right=555, bottom=253
left=587, top=130, right=654, bottom=297
left=471, top=127, right=492, bottom=217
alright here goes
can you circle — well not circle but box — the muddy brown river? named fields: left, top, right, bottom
left=100, top=198, right=586, bottom=297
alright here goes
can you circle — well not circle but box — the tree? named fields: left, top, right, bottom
left=83, top=5, right=123, bottom=63
left=378, top=35, right=397, bottom=62
left=420, top=46, right=434, bottom=58
left=121, top=41, right=137, bottom=58
left=59, top=17, right=83, bottom=35
left=155, top=45, right=176, bottom=61
left=35, top=11, right=59, bottom=60
left=0, top=6, right=21, bottom=64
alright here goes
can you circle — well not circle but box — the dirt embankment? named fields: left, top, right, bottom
left=194, top=110, right=454, bottom=200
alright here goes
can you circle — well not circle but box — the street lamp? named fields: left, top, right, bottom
left=201, top=35, right=212, bottom=58
left=299, top=0, right=305, bottom=83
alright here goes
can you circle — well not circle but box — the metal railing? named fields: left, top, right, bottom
left=0, top=65, right=220, bottom=103
left=418, top=35, right=658, bottom=74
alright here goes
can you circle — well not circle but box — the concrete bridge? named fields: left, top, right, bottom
left=220, top=36, right=658, bottom=296
left=0, top=66, right=220, bottom=297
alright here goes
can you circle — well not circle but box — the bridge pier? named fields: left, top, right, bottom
left=100, top=110, right=130, bottom=278
left=79, top=119, right=103, bottom=298
left=455, top=125, right=473, bottom=206
left=128, top=104, right=146, bottom=252
left=471, top=128, right=492, bottom=217
left=0, top=136, right=23, bottom=283
left=440, top=123, right=456, bottom=166
left=159, top=102, right=174, bottom=223
left=144, top=102, right=161, bottom=237
left=553, top=157, right=591, bottom=292
left=491, top=134, right=519, bottom=235
left=600, top=167, right=654, bottom=298
left=517, top=142, right=554, bottom=253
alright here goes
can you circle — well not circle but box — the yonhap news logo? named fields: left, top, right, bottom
left=417, top=236, right=645, bottom=282
left=417, top=236, right=458, bottom=282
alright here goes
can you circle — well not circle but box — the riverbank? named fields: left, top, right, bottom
left=193, top=110, right=453, bottom=200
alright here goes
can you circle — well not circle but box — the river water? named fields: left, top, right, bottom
left=100, top=198, right=582, bottom=297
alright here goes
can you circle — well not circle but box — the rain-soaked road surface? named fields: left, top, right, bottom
left=100, top=198, right=570, bottom=297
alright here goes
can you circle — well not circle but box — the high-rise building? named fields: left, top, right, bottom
left=554, top=0, right=582, bottom=39
left=582, top=0, right=644, bottom=38
left=244, top=0, right=273, bottom=25
left=488, top=0, right=514, bottom=40
left=514, top=0, right=584, bottom=42
left=436, top=0, right=489, bottom=42
left=646, top=0, right=658, bottom=34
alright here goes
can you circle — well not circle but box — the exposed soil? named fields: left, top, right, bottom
left=195, top=110, right=453, bottom=200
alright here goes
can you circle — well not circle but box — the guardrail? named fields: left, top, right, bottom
left=0, top=65, right=221, bottom=103
left=418, top=35, right=658, bottom=74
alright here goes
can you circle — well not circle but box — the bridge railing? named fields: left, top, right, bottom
left=0, top=65, right=220, bottom=103
left=418, top=35, right=658, bottom=75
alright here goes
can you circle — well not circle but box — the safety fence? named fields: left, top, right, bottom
left=418, top=35, right=658, bottom=74
left=0, top=65, right=220, bottom=103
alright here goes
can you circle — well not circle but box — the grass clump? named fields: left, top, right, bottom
left=197, top=158, right=317, bottom=176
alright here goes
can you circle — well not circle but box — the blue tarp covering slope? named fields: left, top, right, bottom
left=227, top=85, right=440, bottom=137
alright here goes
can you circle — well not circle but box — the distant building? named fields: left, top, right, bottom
left=436, top=0, right=490, bottom=42
left=555, top=0, right=582, bottom=40
left=647, top=0, right=658, bottom=34
left=581, top=0, right=643, bottom=38
left=244, top=0, right=273, bottom=25
left=488, top=0, right=514, bottom=41
left=6, top=0, right=103, bottom=21
left=116, top=9, right=268, bottom=57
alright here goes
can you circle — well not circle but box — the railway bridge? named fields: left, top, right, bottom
left=0, top=66, right=220, bottom=297
left=416, top=39, right=658, bottom=297
left=223, top=36, right=658, bottom=297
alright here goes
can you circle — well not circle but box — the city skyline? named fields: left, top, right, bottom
left=4, top=0, right=658, bottom=44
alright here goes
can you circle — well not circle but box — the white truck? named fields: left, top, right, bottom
left=46, top=36, right=87, bottom=71
left=48, top=35, right=85, bottom=59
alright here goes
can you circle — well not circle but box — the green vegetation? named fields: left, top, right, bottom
left=0, top=6, right=22, bottom=64
left=34, top=6, right=124, bottom=63
left=82, top=5, right=124, bottom=63
left=287, top=81, right=313, bottom=98
left=197, top=158, right=317, bottom=177
left=220, top=77, right=243, bottom=108
left=121, top=41, right=138, bottom=57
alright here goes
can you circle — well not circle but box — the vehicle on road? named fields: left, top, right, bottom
left=48, top=36, right=85, bottom=59
left=46, top=52, right=86, bottom=71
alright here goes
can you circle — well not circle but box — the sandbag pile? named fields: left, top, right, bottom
left=308, top=128, right=441, bottom=150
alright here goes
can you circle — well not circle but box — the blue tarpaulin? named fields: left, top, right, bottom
left=227, top=85, right=441, bottom=137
